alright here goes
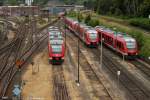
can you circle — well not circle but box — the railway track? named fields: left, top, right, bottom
left=0, top=17, right=28, bottom=56
left=0, top=18, right=59, bottom=97
left=52, top=65, right=71, bottom=100
left=67, top=27, right=150, bottom=99
left=101, top=51, right=150, bottom=99
left=0, top=19, right=29, bottom=97
left=130, top=60, right=150, bottom=79
left=86, top=39, right=150, bottom=99
left=66, top=29, right=113, bottom=99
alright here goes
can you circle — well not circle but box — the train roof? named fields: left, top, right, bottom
left=49, top=30, right=63, bottom=40
left=49, top=35, right=63, bottom=40
left=124, top=37, right=136, bottom=42
left=80, top=24, right=95, bottom=31
left=48, top=26, right=59, bottom=31
left=49, top=39, right=64, bottom=45
left=49, top=31, right=62, bottom=35
left=95, top=26, right=136, bottom=41
left=95, top=26, right=106, bottom=30
left=49, top=26, right=59, bottom=28
left=95, top=26, right=114, bottom=33
left=87, top=29, right=97, bottom=33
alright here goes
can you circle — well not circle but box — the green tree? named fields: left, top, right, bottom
left=84, top=0, right=150, bottom=17
left=85, top=14, right=91, bottom=24
left=139, top=0, right=150, bottom=17
left=7, top=0, right=18, bottom=5
left=87, top=19, right=99, bottom=27
left=77, top=13, right=83, bottom=22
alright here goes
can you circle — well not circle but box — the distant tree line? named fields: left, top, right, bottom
left=84, top=0, right=150, bottom=17
left=63, top=0, right=85, bottom=5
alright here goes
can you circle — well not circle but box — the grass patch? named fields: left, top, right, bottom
left=128, top=18, right=150, bottom=30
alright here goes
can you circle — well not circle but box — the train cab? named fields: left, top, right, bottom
left=48, top=26, right=65, bottom=64
left=85, top=29, right=99, bottom=47
left=96, top=25, right=138, bottom=58
left=82, top=26, right=99, bottom=47
left=123, top=36, right=138, bottom=57
left=48, top=39, right=65, bottom=64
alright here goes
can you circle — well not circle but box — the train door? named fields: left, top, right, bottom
left=117, top=41, right=124, bottom=54
left=83, top=31, right=85, bottom=42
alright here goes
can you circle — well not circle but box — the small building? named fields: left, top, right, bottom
left=0, top=6, right=39, bottom=16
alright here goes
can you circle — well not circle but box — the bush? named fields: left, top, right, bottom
left=114, top=8, right=122, bottom=16
left=140, top=42, right=150, bottom=57
left=129, top=18, right=150, bottom=30
left=67, top=11, right=77, bottom=17
left=85, top=14, right=91, bottom=24
left=87, top=19, right=99, bottom=27
left=77, top=13, right=83, bottom=22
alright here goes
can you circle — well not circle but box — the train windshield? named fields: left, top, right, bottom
left=49, top=31, right=63, bottom=40
left=49, top=36, right=55, bottom=40
left=51, top=45, right=62, bottom=54
left=126, top=41, right=136, bottom=50
left=50, top=40, right=63, bottom=45
left=49, top=31, right=62, bottom=36
left=89, top=33, right=97, bottom=40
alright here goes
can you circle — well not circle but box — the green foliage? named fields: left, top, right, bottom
left=33, top=0, right=49, bottom=5
left=129, top=18, right=150, bottom=30
left=84, top=0, right=150, bottom=18
left=67, top=11, right=77, bottom=18
left=85, top=14, right=91, bottom=24
left=64, top=0, right=84, bottom=4
left=6, top=0, right=18, bottom=5
left=114, top=8, right=122, bottom=16
left=77, top=13, right=83, bottom=22
left=139, top=0, right=150, bottom=17
left=140, top=42, right=150, bottom=57
left=87, top=19, right=99, bottom=27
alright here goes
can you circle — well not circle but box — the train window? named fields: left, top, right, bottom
left=89, top=33, right=97, bottom=40
left=126, top=41, right=136, bottom=50
left=49, top=36, right=54, bottom=40
left=117, top=41, right=121, bottom=48
left=109, top=38, right=113, bottom=44
left=50, top=40, right=63, bottom=45
left=49, top=31, right=62, bottom=37
left=51, top=45, right=62, bottom=54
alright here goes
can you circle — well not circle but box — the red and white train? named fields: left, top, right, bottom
left=95, top=26, right=138, bottom=57
left=48, top=26, right=65, bottom=64
left=64, top=17, right=99, bottom=47
left=63, top=17, right=138, bottom=58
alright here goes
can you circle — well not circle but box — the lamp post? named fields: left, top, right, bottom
left=76, top=11, right=80, bottom=86
left=123, top=54, right=125, bottom=62
left=77, top=38, right=80, bottom=86
left=65, top=21, right=67, bottom=49
left=117, top=70, right=121, bottom=96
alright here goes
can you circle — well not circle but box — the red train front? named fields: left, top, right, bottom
left=95, top=26, right=138, bottom=58
left=48, top=27, right=65, bottom=64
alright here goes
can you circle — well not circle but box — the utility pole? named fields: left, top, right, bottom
left=100, top=32, right=104, bottom=69
left=65, top=23, right=66, bottom=49
left=76, top=11, right=80, bottom=86
left=77, top=37, right=80, bottom=86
